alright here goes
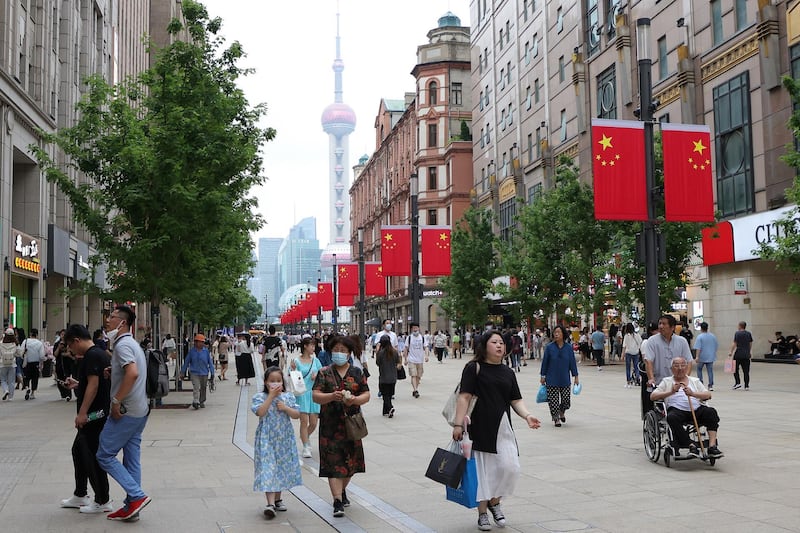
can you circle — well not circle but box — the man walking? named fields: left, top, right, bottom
left=181, top=334, right=215, bottom=409
left=693, top=322, right=718, bottom=391
left=403, top=323, right=428, bottom=398
left=728, top=321, right=753, bottom=390
left=21, top=328, right=45, bottom=400
left=97, top=305, right=151, bottom=521
left=644, top=315, right=692, bottom=391
left=590, top=327, right=606, bottom=371
left=61, top=324, right=113, bottom=514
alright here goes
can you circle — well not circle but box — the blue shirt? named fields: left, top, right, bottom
left=317, top=349, right=331, bottom=367
left=540, top=341, right=579, bottom=387
left=693, top=332, right=718, bottom=363
left=181, top=347, right=214, bottom=377
left=590, top=331, right=605, bottom=350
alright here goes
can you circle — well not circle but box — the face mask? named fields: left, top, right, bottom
left=331, top=352, right=349, bottom=366
left=106, top=326, right=121, bottom=344
left=412, top=330, right=420, bottom=336
left=384, top=324, right=392, bottom=331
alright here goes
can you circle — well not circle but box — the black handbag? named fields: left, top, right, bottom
left=397, top=366, right=407, bottom=380
left=425, top=442, right=466, bottom=489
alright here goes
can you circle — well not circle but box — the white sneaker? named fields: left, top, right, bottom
left=80, top=500, right=114, bottom=514
left=302, top=444, right=312, bottom=458
left=61, top=495, right=91, bottom=508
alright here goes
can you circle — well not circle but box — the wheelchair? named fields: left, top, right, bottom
left=642, top=401, right=718, bottom=467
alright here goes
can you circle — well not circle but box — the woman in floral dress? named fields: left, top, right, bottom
left=312, top=335, right=370, bottom=518
left=252, top=367, right=302, bottom=519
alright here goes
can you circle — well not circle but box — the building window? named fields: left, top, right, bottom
left=711, top=0, right=723, bottom=46
left=534, top=78, right=540, bottom=103
left=427, top=209, right=438, bottom=225
left=499, top=28, right=504, bottom=48
left=506, top=61, right=512, bottom=85
left=428, top=167, right=437, bottom=190
left=535, top=127, right=542, bottom=158
left=507, top=102, right=513, bottom=125
left=658, top=36, right=668, bottom=80
left=524, top=41, right=530, bottom=65
left=525, top=85, right=532, bottom=110
left=560, top=109, right=567, bottom=141
left=735, top=0, right=747, bottom=31
left=586, top=0, right=600, bottom=57
left=479, top=90, right=484, bottom=111
left=499, top=198, right=516, bottom=242
left=480, top=127, right=485, bottom=148
left=428, top=123, right=438, bottom=147
left=527, top=133, right=533, bottom=162
left=500, top=109, right=507, bottom=130
left=478, top=53, right=483, bottom=73
left=713, top=72, right=754, bottom=218
left=558, top=56, right=565, bottom=82
left=451, top=82, right=462, bottom=105
left=485, top=123, right=491, bottom=144
left=500, top=68, right=506, bottom=89
left=523, top=0, right=529, bottom=22
left=607, top=0, right=620, bottom=40
left=532, top=34, right=539, bottom=57
left=597, top=65, right=616, bottom=119
left=429, top=81, right=438, bottom=105
left=528, top=183, right=543, bottom=204
left=557, top=7, right=564, bottom=33
left=484, top=85, right=490, bottom=106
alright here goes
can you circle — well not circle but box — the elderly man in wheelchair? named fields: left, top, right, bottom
left=650, top=357, right=724, bottom=461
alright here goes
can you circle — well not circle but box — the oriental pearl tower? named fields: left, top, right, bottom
left=320, top=9, right=355, bottom=275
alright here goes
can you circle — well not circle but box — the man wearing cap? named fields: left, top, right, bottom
left=181, top=334, right=215, bottom=409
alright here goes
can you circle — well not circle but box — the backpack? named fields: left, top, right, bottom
left=263, top=337, right=282, bottom=363
left=0, top=344, right=16, bottom=366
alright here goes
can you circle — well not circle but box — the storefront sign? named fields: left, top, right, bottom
left=498, top=179, right=516, bottom=202
left=733, top=277, right=748, bottom=295
left=422, top=289, right=445, bottom=298
left=702, top=205, right=797, bottom=265
left=11, top=229, right=41, bottom=278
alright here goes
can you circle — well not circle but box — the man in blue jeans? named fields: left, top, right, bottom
left=97, top=305, right=151, bottom=521
left=692, top=322, right=718, bottom=391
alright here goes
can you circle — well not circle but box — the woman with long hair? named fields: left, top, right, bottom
left=622, top=323, right=643, bottom=387
left=235, top=333, right=256, bottom=386
left=290, top=336, right=322, bottom=458
left=540, top=325, right=580, bottom=427
left=451, top=330, right=541, bottom=531
left=375, top=336, right=401, bottom=418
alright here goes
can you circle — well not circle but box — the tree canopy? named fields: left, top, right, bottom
left=31, top=0, right=274, bottom=326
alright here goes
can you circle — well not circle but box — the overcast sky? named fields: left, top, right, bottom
left=199, top=0, right=470, bottom=250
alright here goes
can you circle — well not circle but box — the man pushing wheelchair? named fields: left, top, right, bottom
left=650, top=357, right=724, bottom=460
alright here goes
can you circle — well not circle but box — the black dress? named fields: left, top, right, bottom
left=235, top=343, right=256, bottom=380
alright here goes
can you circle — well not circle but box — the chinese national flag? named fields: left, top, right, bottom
left=662, top=123, right=715, bottom=222
left=317, top=282, right=333, bottom=311
left=338, top=292, right=356, bottom=306
left=381, top=226, right=412, bottom=276
left=421, top=227, right=452, bottom=276
left=337, top=263, right=358, bottom=295
left=305, top=292, right=318, bottom=312
left=591, top=119, right=647, bottom=220
left=365, top=262, right=386, bottom=296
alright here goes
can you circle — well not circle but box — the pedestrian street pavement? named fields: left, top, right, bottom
left=0, top=352, right=798, bottom=532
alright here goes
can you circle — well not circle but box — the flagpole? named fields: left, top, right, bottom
left=637, top=18, right=661, bottom=327
left=332, top=253, right=339, bottom=334
left=410, top=172, right=420, bottom=325
left=358, top=227, right=365, bottom=338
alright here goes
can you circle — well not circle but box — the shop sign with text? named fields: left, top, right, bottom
left=11, top=229, right=41, bottom=278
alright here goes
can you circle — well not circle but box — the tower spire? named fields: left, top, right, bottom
left=333, top=4, right=344, bottom=104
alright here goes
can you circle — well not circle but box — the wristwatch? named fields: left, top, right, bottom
left=111, top=397, right=120, bottom=405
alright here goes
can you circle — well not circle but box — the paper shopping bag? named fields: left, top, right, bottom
left=724, top=359, right=736, bottom=374
left=425, top=443, right=466, bottom=488
left=446, top=456, right=478, bottom=508
left=288, top=370, right=307, bottom=396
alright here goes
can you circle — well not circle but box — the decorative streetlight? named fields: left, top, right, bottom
left=410, top=172, right=420, bottom=325
left=636, top=18, right=661, bottom=327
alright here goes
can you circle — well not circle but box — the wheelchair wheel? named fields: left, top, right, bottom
left=643, top=410, right=661, bottom=462
left=663, top=447, right=672, bottom=468
left=709, top=457, right=716, bottom=466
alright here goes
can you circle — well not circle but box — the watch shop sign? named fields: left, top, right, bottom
left=12, top=229, right=41, bottom=279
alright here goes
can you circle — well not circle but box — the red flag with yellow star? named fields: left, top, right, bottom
left=380, top=226, right=411, bottom=276
left=421, top=227, right=452, bottom=276
left=662, top=123, right=715, bottom=222
left=591, top=119, right=647, bottom=220
left=337, top=263, right=358, bottom=295
left=365, top=262, right=386, bottom=296
left=317, top=282, right=333, bottom=311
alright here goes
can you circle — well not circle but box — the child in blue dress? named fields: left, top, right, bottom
left=252, top=366, right=302, bottom=518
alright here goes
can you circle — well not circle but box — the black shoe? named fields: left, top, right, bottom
left=25, top=390, right=30, bottom=401
left=341, top=489, right=350, bottom=507
left=688, top=444, right=700, bottom=458
left=192, top=403, right=199, bottom=410
left=333, top=499, right=345, bottom=517
left=388, top=408, right=395, bottom=418
left=412, top=390, right=419, bottom=398
left=707, top=445, right=724, bottom=458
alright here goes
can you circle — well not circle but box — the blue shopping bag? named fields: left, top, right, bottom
left=536, top=384, right=548, bottom=403
left=446, top=456, right=478, bottom=508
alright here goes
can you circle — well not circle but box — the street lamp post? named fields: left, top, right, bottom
left=358, top=227, right=365, bottom=336
left=317, top=269, right=323, bottom=334
left=637, top=18, right=661, bottom=327
left=332, top=253, right=339, bottom=333
left=264, top=293, right=268, bottom=324
left=410, top=172, right=420, bottom=325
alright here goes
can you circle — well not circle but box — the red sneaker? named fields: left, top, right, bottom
left=107, top=496, right=151, bottom=521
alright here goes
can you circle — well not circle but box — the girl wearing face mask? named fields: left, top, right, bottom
left=312, top=335, right=371, bottom=518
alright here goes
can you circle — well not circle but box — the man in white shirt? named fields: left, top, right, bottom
left=403, top=323, right=428, bottom=398
left=376, top=319, right=398, bottom=350
left=21, top=328, right=45, bottom=400
left=651, top=357, right=723, bottom=459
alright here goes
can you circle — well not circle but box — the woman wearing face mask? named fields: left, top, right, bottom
left=312, top=335, right=370, bottom=518
left=452, top=330, right=541, bottom=531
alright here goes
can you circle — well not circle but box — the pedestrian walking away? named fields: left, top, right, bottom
left=375, top=336, right=401, bottom=418
left=96, top=304, right=152, bottom=521
left=60, top=324, right=113, bottom=514
left=621, top=323, right=643, bottom=388
left=20, top=328, right=45, bottom=400
left=693, top=322, right=718, bottom=391
left=452, top=330, right=541, bottom=531
left=0, top=328, right=18, bottom=401
left=728, top=321, right=753, bottom=390
left=252, top=367, right=303, bottom=519
left=540, top=325, right=579, bottom=427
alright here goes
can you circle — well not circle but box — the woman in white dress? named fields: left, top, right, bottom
left=452, top=330, right=541, bottom=531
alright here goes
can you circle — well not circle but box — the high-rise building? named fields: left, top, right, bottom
left=469, top=1, right=798, bottom=351
left=254, top=238, right=283, bottom=322
left=277, top=217, right=322, bottom=301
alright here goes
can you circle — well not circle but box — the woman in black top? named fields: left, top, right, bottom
left=375, top=336, right=401, bottom=418
left=452, top=330, right=541, bottom=531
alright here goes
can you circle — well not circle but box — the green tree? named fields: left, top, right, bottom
left=756, top=76, right=800, bottom=292
left=31, top=1, right=274, bottom=337
left=440, top=207, right=497, bottom=328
